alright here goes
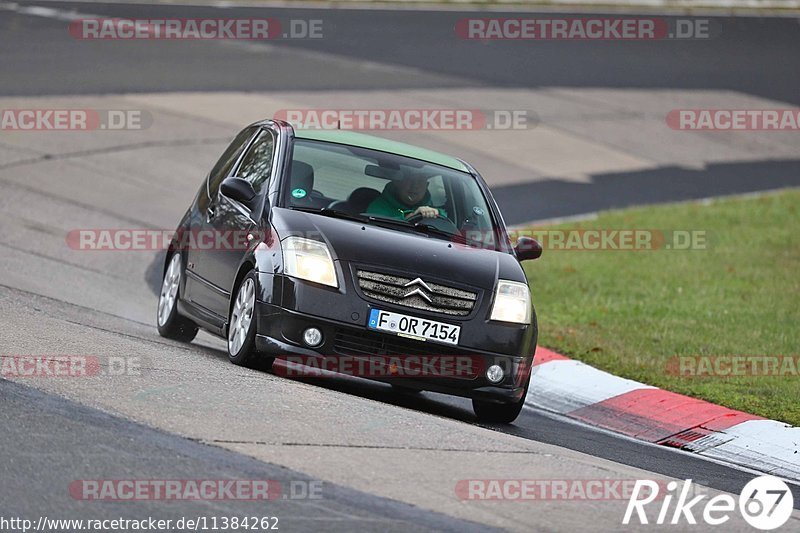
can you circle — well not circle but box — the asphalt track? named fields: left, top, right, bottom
left=3, top=1, right=800, bottom=222
left=1, top=1, right=799, bottom=531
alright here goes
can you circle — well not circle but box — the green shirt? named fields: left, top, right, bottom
left=366, top=182, right=446, bottom=221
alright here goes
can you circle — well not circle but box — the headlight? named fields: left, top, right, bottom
left=282, top=237, right=338, bottom=288
left=490, top=280, right=531, bottom=324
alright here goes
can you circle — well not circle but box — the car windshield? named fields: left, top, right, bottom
left=284, top=139, right=509, bottom=252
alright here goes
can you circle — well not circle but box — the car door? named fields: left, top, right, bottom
left=201, top=127, right=277, bottom=320
left=184, top=126, right=259, bottom=320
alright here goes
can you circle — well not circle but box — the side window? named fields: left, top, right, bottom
left=208, top=126, right=259, bottom=197
left=233, top=130, right=275, bottom=196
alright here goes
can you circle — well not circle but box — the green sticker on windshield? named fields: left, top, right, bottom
left=291, top=188, right=307, bottom=199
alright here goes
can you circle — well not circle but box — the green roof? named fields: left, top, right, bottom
left=293, top=129, right=469, bottom=172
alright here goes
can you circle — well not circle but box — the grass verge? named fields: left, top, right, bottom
left=523, top=189, right=800, bottom=425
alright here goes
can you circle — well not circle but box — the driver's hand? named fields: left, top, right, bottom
left=407, top=206, right=438, bottom=219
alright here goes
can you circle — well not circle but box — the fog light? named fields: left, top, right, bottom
left=486, top=364, right=504, bottom=384
left=303, top=327, right=323, bottom=347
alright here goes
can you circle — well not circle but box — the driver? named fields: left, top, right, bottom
left=366, top=170, right=446, bottom=221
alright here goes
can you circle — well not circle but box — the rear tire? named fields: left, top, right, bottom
left=227, top=270, right=273, bottom=370
left=156, top=253, right=198, bottom=342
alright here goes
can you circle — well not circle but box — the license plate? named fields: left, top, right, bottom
left=367, top=309, right=461, bottom=346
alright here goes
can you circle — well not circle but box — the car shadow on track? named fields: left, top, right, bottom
left=187, top=338, right=482, bottom=424
left=275, top=359, right=480, bottom=423
left=145, top=250, right=167, bottom=296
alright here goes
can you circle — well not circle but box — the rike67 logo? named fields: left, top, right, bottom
left=624, top=476, right=795, bottom=530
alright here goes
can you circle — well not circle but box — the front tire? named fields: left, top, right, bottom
left=157, top=253, right=198, bottom=342
left=227, top=270, right=273, bottom=370
left=472, top=376, right=530, bottom=424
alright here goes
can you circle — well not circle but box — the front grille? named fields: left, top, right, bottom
left=332, top=329, right=482, bottom=379
left=356, top=270, right=477, bottom=316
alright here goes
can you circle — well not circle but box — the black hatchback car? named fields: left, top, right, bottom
left=157, top=120, right=542, bottom=423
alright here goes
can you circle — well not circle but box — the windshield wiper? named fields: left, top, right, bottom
left=292, top=207, right=464, bottom=243
left=368, top=215, right=463, bottom=243
left=410, top=223, right=466, bottom=244
left=289, top=206, right=370, bottom=224
left=292, top=207, right=420, bottom=232
left=409, top=223, right=447, bottom=237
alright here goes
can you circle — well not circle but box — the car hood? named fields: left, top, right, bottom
left=271, top=208, right=526, bottom=291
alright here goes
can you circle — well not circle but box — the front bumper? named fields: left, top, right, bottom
left=254, top=300, right=532, bottom=404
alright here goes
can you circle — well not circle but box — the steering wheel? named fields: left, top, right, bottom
left=405, top=212, right=459, bottom=234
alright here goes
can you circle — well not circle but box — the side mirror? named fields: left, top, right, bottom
left=220, top=177, right=257, bottom=211
left=515, top=236, right=542, bottom=261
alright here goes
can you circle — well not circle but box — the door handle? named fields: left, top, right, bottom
left=206, top=205, right=215, bottom=221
